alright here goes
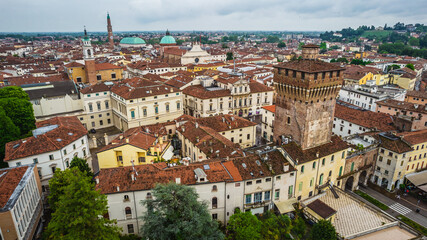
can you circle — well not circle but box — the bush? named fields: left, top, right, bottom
left=398, top=215, right=427, bottom=235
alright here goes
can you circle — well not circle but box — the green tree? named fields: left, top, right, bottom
left=0, top=98, right=35, bottom=136
left=45, top=168, right=121, bottom=239
left=0, top=86, right=30, bottom=100
left=226, top=209, right=262, bottom=240
left=140, top=182, right=224, bottom=240
left=222, top=43, right=229, bottom=49
left=0, top=107, right=20, bottom=167
left=405, top=63, right=415, bottom=71
left=259, top=211, right=292, bottom=240
left=176, top=39, right=184, bottom=45
left=277, top=41, right=287, bottom=48
left=70, top=156, right=93, bottom=178
left=291, top=217, right=306, bottom=239
left=408, top=37, right=420, bottom=46
left=336, top=57, right=349, bottom=63
left=387, top=64, right=401, bottom=72
left=320, top=42, right=327, bottom=50
left=226, top=52, right=234, bottom=61
left=266, top=35, right=280, bottom=43
left=310, top=220, right=336, bottom=240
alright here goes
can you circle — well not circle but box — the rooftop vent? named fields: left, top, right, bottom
left=13, top=143, right=20, bottom=149
left=56, top=138, right=62, bottom=142
left=68, top=132, right=74, bottom=136
left=242, top=163, right=247, bottom=168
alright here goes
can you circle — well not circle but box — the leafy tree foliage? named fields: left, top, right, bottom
left=350, top=59, right=372, bottom=66
left=0, top=86, right=30, bottom=100
left=0, top=87, right=35, bottom=136
left=226, top=52, right=234, bottom=61
left=259, top=211, right=292, bottom=240
left=379, top=42, right=427, bottom=58
left=291, top=216, right=306, bottom=239
left=409, top=37, right=420, bottom=46
left=0, top=107, right=20, bottom=167
left=46, top=168, right=121, bottom=239
left=140, top=182, right=224, bottom=240
left=226, top=209, right=262, bottom=240
left=310, top=220, right=337, bottom=240
left=266, top=35, right=280, bottom=43
left=277, top=41, right=287, bottom=48
left=387, top=64, right=401, bottom=72
left=405, top=63, right=415, bottom=71
left=319, top=42, right=327, bottom=50
left=70, top=156, right=93, bottom=178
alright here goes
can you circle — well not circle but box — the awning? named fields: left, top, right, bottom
left=418, top=184, right=427, bottom=193
left=405, top=170, right=427, bottom=186
left=275, top=198, right=298, bottom=214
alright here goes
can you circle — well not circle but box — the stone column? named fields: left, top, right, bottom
left=92, top=136, right=97, bottom=148
left=104, top=133, right=109, bottom=145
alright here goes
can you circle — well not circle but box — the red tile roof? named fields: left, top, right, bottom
left=376, top=133, right=412, bottom=154
left=4, top=116, right=87, bottom=161
left=97, top=128, right=158, bottom=154
left=0, top=166, right=29, bottom=208
left=64, top=62, right=84, bottom=68
left=274, top=59, right=344, bottom=73
left=183, top=85, right=231, bottom=99
left=335, top=103, right=396, bottom=132
left=282, top=136, right=349, bottom=164
left=397, top=129, right=427, bottom=146
left=80, top=82, right=110, bottom=94
left=194, top=114, right=256, bottom=132
left=262, top=105, right=276, bottom=113
left=95, top=62, right=122, bottom=71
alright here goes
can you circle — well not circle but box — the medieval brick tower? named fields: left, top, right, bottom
left=107, top=13, right=114, bottom=49
left=273, top=45, right=344, bottom=150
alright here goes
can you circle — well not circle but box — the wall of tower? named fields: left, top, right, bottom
left=85, top=60, right=97, bottom=85
left=273, top=67, right=343, bottom=149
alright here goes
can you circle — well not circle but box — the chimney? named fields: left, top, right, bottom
left=175, top=177, right=181, bottom=184
left=316, top=151, right=319, bottom=158
left=119, top=135, right=123, bottom=140
left=95, top=177, right=99, bottom=184
left=195, top=122, right=199, bottom=128
left=196, top=136, right=199, bottom=142
left=131, top=172, right=135, bottom=181
left=283, top=164, right=289, bottom=172
left=104, top=133, right=109, bottom=145
left=126, top=138, right=129, bottom=143
left=116, top=185, right=120, bottom=192
left=92, top=136, right=97, bottom=148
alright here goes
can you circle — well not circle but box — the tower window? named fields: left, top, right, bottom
left=287, top=117, right=291, bottom=124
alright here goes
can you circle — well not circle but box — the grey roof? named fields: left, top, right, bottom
left=22, top=80, right=79, bottom=100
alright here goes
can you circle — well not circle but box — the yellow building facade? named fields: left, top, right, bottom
left=97, top=134, right=172, bottom=169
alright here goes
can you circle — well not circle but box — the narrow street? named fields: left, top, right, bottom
left=358, top=186, right=427, bottom=228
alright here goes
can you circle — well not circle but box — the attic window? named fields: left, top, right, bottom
left=203, top=164, right=210, bottom=170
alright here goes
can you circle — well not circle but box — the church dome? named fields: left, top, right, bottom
left=160, top=30, right=176, bottom=45
left=120, top=37, right=146, bottom=45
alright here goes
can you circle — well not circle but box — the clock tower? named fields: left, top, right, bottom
left=82, top=27, right=97, bottom=85
left=107, top=12, right=114, bottom=49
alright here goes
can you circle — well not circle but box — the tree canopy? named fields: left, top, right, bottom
left=0, top=107, right=20, bottom=167
left=226, top=52, right=234, bottom=61
left=70, top=156, right=93, bottom=178
left=46, top=168, right=121, bottom=239
left=405, top=63, right=415, bottom=71
left=310, top=220, right=336, bottom=240
left=277, top=41, right=287, bottom=48
left=140, top=182, right=224, bottom=240
left=226, top=209, right=262, bottom=240
left=0, top=86, right=30, bottom=100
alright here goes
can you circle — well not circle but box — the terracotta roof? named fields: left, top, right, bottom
left=4, top=73, right=69, bottom=86
left=96, top=160, right=238, bottom=194
left=95, top=62, right=122, bottom=71
left=178, top=121, right=243, bottom=159
left=376, top=133, right=412, bottom=154
left=249, top=80, right=274, bottom=93
left=406, top=90, right=427, bottom=99
left=262, top=105, right=276, bottom=113
left=194, top=114, right=256, bottom=132
left=396, top=129, right=427, bottom=146
left=307, top=199, right=336, bottom=219
left=335, top=103, right=396, bottom=132
left=111, top=78, right=181, bottom=100
left=183, top=85, right=230, bottom=99
left=0, top=166, right=29, bottom=209
left=80, top=82, right=110, bottom=94
left=97, top=128, right=158, bottom=154
left=377, top=99, right=427, bottom=114
left=4, top=116, right=87, bottom=161
left=64, top=62, right=84, bottom=68
left=274, top=59, right=345, bottom=73
left=282, top=136, right=349, bottom=164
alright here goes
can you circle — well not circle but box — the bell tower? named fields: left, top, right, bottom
left=107, top=12, right=114, bottom=49
left=273, top=45, right=344, bottom=149
left=82, top=27, right=97, bottom=85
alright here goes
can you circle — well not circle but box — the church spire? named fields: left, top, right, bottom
left=107, top=12, right=114, bottom=49
left=166, top=29, right=170, bottom=36
left=84, top=26, right=87, bottom=38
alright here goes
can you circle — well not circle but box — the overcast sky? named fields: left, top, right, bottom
left=2, top=0, right=426, bottom=32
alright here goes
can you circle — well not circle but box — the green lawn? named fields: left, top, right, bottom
left=398, top=215, right=427, bottom=236
left=354, top=190, right=389, bottom=211
left=361, top=30, right=392, bottom=38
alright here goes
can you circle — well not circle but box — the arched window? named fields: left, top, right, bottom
left=87, top=49, right=91, bottom=57
left=105, top=100, right=109, bottom=109
left=125, top=207, right=131, bottom=215
left=319, top=174, right=324, bottom=185
left=212, top=197, right=218, bottom=209
left=312, top=162, right=316, bottom=169
left=88, top=103, right=93, bottom=112
left=124, top=195, right=130, bottom=202
left=339, top=166, right=343, bottom=177
left=329, top=170, right=332, bottom=177
left=322, top=158, right=325, bottom=166
left=212, top=185, right=218, bottom=192
left=301, top=165, right=304, bottom=173
left=96, top=101, right=101, bottom=111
